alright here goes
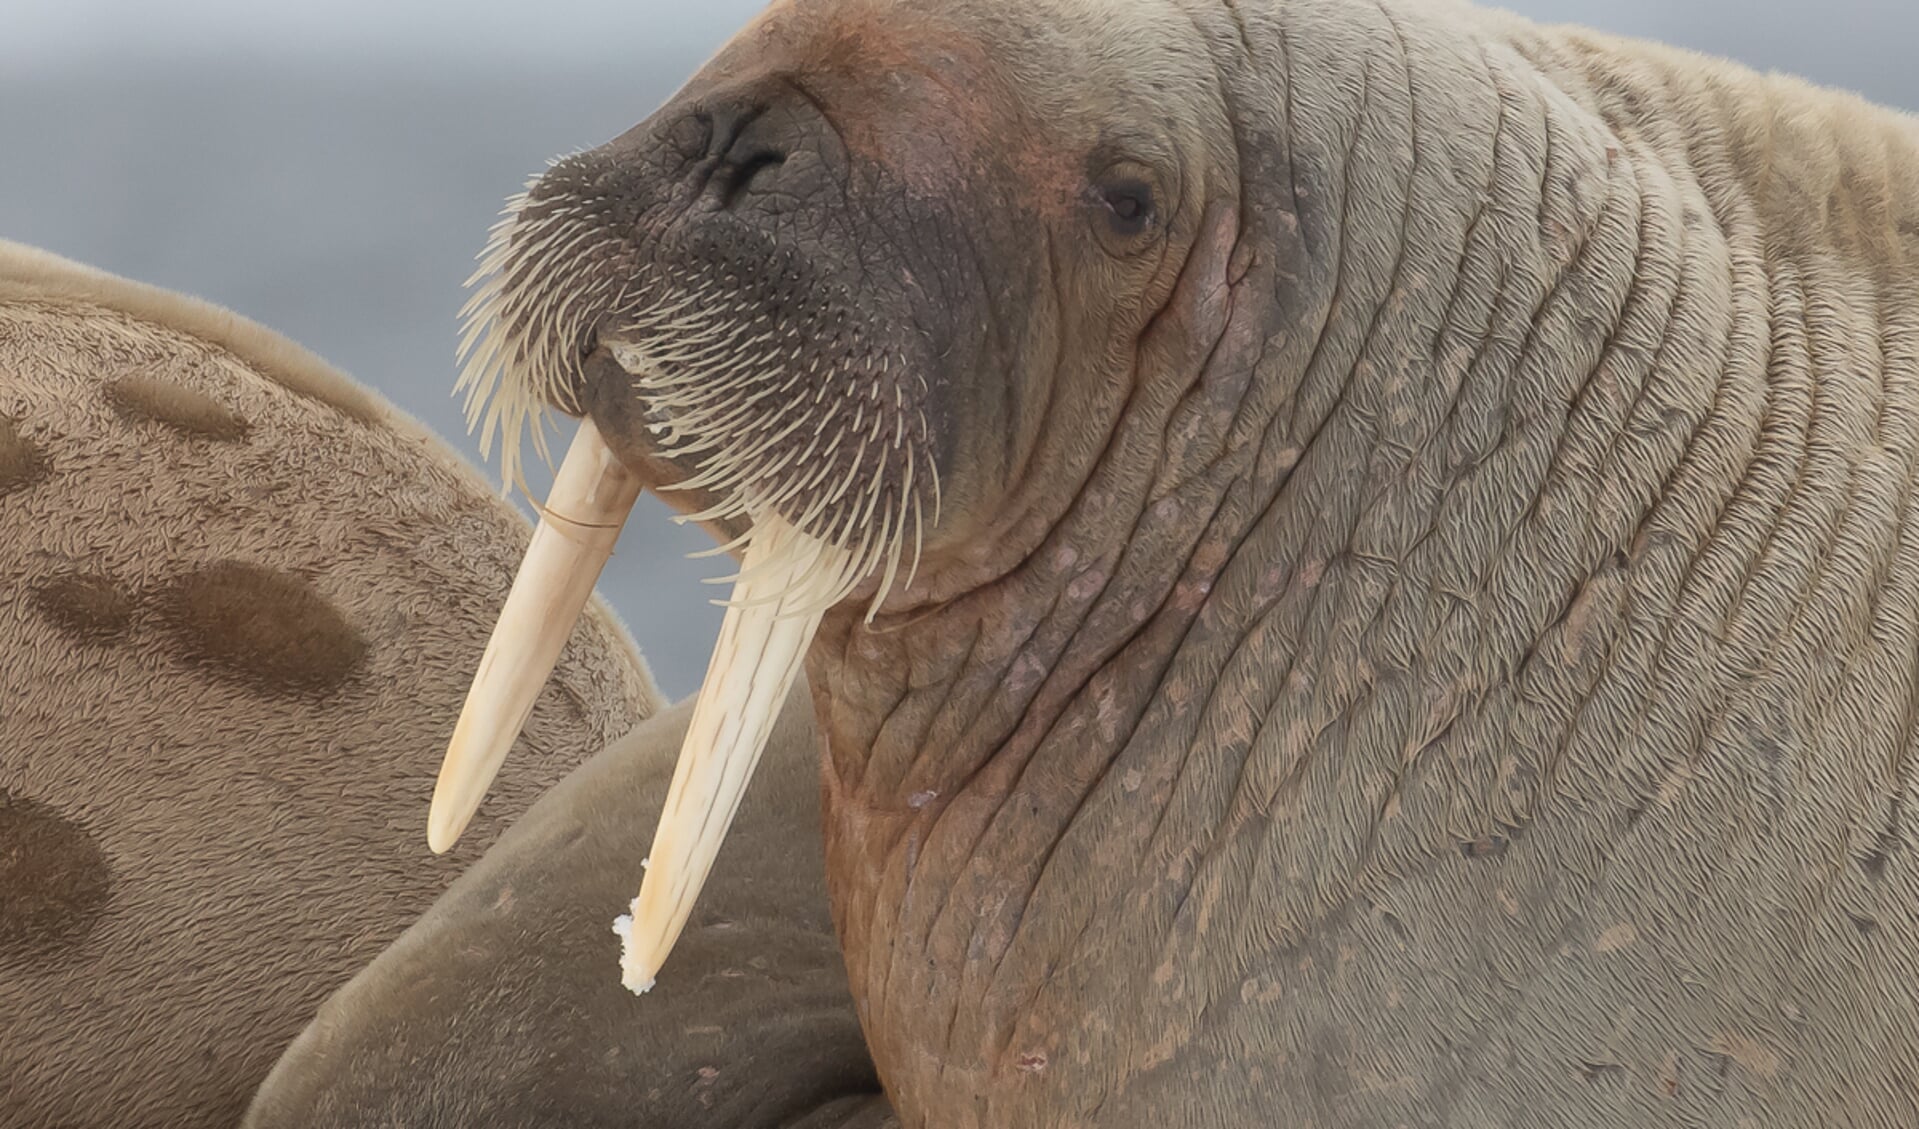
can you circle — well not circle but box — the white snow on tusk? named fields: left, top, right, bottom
left=428, top=418, right=641, bottom=854
left=616, top=512, right=849, bottom=993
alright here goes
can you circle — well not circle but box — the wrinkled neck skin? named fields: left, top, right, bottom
left=808, top=0, right=1819, bottom=1120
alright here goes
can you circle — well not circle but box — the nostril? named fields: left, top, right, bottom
left=715, top=149, right=788, bottom=209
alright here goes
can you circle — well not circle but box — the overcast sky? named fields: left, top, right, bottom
left=4, top=0, right=1915, bottom=108
left=4, top=0, right=763, bottom=70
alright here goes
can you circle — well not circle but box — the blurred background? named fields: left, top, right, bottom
left=4, top=0, right=1915, bottom=697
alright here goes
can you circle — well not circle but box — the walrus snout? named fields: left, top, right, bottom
left=442, top=0, right=1216, bottom=992
left=665, top=88, right=842, bottom=216
left=443, top=59, right=986, bottom=985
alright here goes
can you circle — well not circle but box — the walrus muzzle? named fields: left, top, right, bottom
left=423, top=61, right=1003, bottom=993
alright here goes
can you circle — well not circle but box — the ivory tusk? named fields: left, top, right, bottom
left=428, top=418, right=641, bottom=854
left=614, top=513, right=848, bottom=992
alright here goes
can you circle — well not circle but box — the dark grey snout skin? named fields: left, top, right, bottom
left=245, top=680, right=894, bottom=1129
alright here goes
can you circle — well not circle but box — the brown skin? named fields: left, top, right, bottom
left=441, top=0, right=1919, bottom=1123
left=0, top=241, right=658, bottom=1127
left=246, top=682, right=894, bottom=1129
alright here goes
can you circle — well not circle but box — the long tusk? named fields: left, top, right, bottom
left=614, top=513, right=849, bottom=993
left=428, top=418, right=642, bottom=854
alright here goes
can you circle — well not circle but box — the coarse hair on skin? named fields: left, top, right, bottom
left=456, top=169, right=942, bottom=622
left=0, top=236, right=658, bottom=1128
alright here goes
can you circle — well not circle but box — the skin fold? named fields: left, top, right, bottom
left=296, top=0, right=1919, bottom=1123
left=246, top=682, right=895, bottom=1128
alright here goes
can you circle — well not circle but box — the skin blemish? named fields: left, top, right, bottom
left=1594, top=923, right=1639, bottom=953
left=32, top=573, right=136, bottom=644
left=1459, top=834, right=1509, bottom=860
left=0, top=415, right=51, bottom=496
left=1065, top=568, right=1107, bottom=603
left=1006, top=651, right=1049, bottom=695
left=105, top=375, right=251, bottom=441
left=152, top=561, right=369, bottom=697
left=1707, top=1032, right=1782, bottom=1078
left=0, top=790, right=113, bottom=967
left=1171, top=576, right=1212, bottom=612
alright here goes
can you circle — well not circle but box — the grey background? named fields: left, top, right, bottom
left=4, top=0, right=1914, bottom=698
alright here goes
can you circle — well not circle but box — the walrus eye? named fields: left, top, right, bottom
left=1099, top=178, right=1156, bottom=237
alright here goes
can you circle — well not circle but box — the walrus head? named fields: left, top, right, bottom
left=431, top=0, right=1238, bottom=994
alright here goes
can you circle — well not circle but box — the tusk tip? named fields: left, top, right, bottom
left=425, top=804, right=468, bottom=855
left=424, top=417, right=642, bottom=861
left=611, top=913, right=658, bottom=995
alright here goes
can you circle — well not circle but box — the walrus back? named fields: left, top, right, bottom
left=0, top=241, right=661, bottom=1127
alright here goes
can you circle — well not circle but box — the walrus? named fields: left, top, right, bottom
left=0, top=238, right=660, bottom=1127
left=372, top=0, right=1919, bottom=1122
left=245, top=679, right=894, bottom=1127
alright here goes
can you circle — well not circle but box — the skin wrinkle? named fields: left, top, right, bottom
left=1627, top=334, right=1767, bottom=795
left=1535, top=72, right=1895, bottom=1129
left=1433, top=155, right=1654, bottom=918
left=928, top=549, right=1157, bottom=1026
left=888, top=600, right=1056, bottom=1009
left=898, top=198, right=1258, bottom=1082
left=1614, top=173, right=1722, bottom=567
left=987, top=475, right=1238, bottom=1016
left=1556, top=150, right=1669, bottom=559
left=1120, top=236, right=1281, bottom=883
left=1738, top=289, right=1914, bottom=962
left=1182, top=15, right=1842, bottom=1121
left=1277, top=46, right=1368, bottom=450
left=1873, top=496, right=1919, bottom=884
left=1718, top=261, right=1818, bottom=660
left=860, top=595, right=1046, bottom=1042
left=1343, top=7, right=1477, bottom=666
left=1189, top=26, right=1426, bottom=886
left=881, top=214, right=1249, bottom=897
left=1138, top=279, right=1329, bottom=868
left=417, top=0, right=1919, bottom=1120
left=1005, top=286, right=1289, bottom=1090
left=1607, top=274, right=1753, bottom=819
left=1420, top=127, right=1637, bottom=681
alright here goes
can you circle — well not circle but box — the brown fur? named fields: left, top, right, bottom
left=106, top=373, right=253, bottom=440
left=0, top=239, right=663, bottom=1128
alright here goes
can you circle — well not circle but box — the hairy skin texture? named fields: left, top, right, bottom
left=387, top=0, right=1919, bottom=1124
left=807, top=7, right=1919, bottom=1122
left=247, top=680, right=895, bottom=1128
left=0, top=241, right=660, bottom=1128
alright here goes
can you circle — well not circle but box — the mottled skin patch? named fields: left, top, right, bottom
left=0, top=791, right=112, bottom=966
left=105, top=374, right=251, bottom=441
left=1, top=237, right=661, bottom=1128
left=153, top=561, right=368, bottom=696
left=32, top=573, right=135, bottom=644
left=0, top=414, right=50, bottom=495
